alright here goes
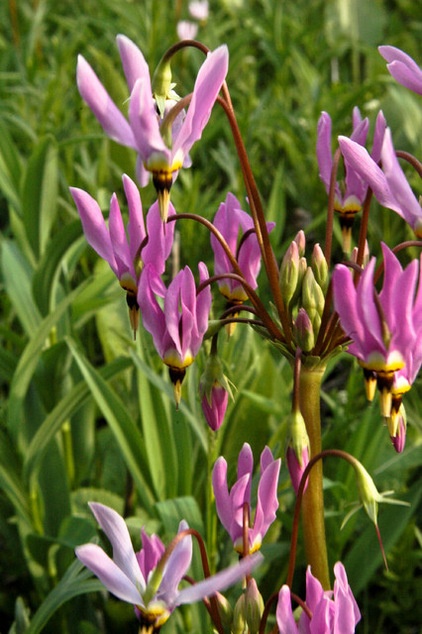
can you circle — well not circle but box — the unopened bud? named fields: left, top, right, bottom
left=286, top=407, right=310, bottom=494
left=301, top=268, right=325, bottom=334
left=279, top=241, right=300, bottom=309
left=294, top=308, right=315, bottom=352
left=245, top=579, right=264, bottom=634
left=311, top=243, right=329, bottom=293
left=199, top=353, right=232, bottom=431
left=152, top=58, right=173, bottom=116
left=294, top=229, right=306, bottom=257
left=213, top=592, right=233, bottom=634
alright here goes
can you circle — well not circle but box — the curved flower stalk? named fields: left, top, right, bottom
left=338, top=129, right=422, bottom=237
left=77, top=34, right=229, bottom=219
left=76, top=503, right=262, bottom=633
left=317, top=108, right=386, bottom=252
left=70, top=175, right=175, bottom=335
left=379, top=45, right=422, bottom=95
left=138, top=262, right=212, bottom=404
left=276, top=562, right=361, bottom=633
left=210, top=192, right=275, bottom=305
left=332, top=242, right=422, bottom=437
left=212, top=443, right=280, bottom=555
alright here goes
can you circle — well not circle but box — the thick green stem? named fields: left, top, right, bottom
left=299, top=364, right=330, bottom=590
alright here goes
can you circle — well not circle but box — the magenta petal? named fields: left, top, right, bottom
left=379, top=45, right=422, bottom=95
left=109, top=193, right=132, bottom=278
left=252, top=458, right=280, bottom=543
left=276, top=586, right=298, bottom=634
left=137, top=530, right=165, bottom=580
left=76, top=544, right=144, bottom=605
left=316, top=112, right=333, bottom=194
left=129, top=79, right=169, bottom=164
left=138, top=264, right=167, bottom=357
left=173, top=45, right=229, bottom=156
left=70, top=187, right=118, bottom=275
left=117, top=34, right=150, bottom=93
left=76, top=56, right=136, bottom=148
left=212, top=457, right=232, bottom=532
left=122, top=174, right=146, bottom=266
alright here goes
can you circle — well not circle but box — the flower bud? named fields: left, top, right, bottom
left=152, top=58, right=173, bottom=116
left=286, top=407, right=310, bottom=494
left=232, top=579, right=264, bottom=634
left=199, top=352, right=232, bottom=431
left=213, top=592, right=233, bottom=634
left=294, top=308, right=315, bottom=352
left=279, top=241, right=300, bottom=309
left=294, top=229, right=306, bottom=257
left=301, top=268, right=325, bottom=334
left=311, top=243, right=329, bottom=293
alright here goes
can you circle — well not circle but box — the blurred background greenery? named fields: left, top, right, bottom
left=0, top=0, right=421, bottom=632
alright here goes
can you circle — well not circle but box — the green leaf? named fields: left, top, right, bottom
left=24, top=558, right=104, bottom=634
left=1, top=239, right=42, bottom=336
left=66, top=338, right=155, bottom=514
left=7, top=281, right=88, bottom=445
left=23, top=356, right=132, bottom=482
left=0, top=427, right=30, bottom=524
left=32, top=220, right=84, bottom=316
left=22, top=136, right=59, bottom=260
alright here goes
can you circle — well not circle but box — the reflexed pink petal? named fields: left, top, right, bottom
left=76, top=56, right=136, bottom=148
left=76, top=544, right=144, bottom=605
left=159, top=521, right=192, bottom=605
left=109, top=193, right=132, bottom=277
left=252, top=458, right=280, bottom=543
left=137, top=529, right=165, bottom=580
left=129, top=78, right=170, bottom=164
left=379, top=45, right=422, bottom=95
left=117, top=34, right=151, bottom=93
left=316, top=112, right=333, bottom=192
left=88, top=503, right=146, bottom=591
left=122, top=174, right=146, bottom=265
left=70, top=187, right=118, bottom=275
left=175, top=552, right=263, bottom=606
left=173, top=45, right=229, bottom=157
left=276, top=586, right=298, bottom=634
left=212, top=457, right=232, bottom=532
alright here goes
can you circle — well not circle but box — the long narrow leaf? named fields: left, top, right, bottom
left=67, top=338, right=155, bottom=514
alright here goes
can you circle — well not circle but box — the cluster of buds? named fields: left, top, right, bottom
left=279, top=231, right=328, bottom=354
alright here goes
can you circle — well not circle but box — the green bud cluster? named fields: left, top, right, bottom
left=279, top=232, right=329, bottom=352
left=232, top=579, right=264, bottom=634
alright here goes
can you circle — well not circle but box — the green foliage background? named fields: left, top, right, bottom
left=0, top=0, right=421, bottom=632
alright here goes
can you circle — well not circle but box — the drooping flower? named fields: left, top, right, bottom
left=77, top=35, right=228, bottom=219
left=332, top=242, right=422, bottom=434
left=76, top=503, right=262, bottom=632
left=210, top=192, right=274, bottom=305
left=212, top=443, right=280, bottom=554
left=138, top=262, right=212, bottom=404
left=276, top=563, right=361, bottom=633
left=339, top=129, right=422, bottom=237
left=379, top=45, right=422, bottom=96
left=70, top=175, right=174, bottom=335
left=317, top=108, right=386, bottom=252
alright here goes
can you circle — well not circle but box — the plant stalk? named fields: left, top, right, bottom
left=299, top=364, right=330, bottom=590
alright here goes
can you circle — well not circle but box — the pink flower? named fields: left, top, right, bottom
left=212, top=443, right=280, bottom=554
left=77, top=35, right=228, bottom=219
left=70, top=175, right=174, bottom=334
left=76, top=503, right=262, bottom=631
left=317, top=108, right=386, bottom=214
left=210, top=192, right=274, bottom=303
left=276, top=563, right=361, bottom=633
left=379, top=45, right=422, bottom=96
left=333, top=243, right=422, bottom=427
left=138, top=262, right=211, bottom=402
left=339, top=129, right=422, bottom=237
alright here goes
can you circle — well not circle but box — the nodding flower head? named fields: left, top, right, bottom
left=77, top=35, right=228, bottom=220
left=379, top=45, right=422, bottom=96
left=333, top=243, right=422, bottom=433
left=212, top=443, right=280, bottom=555
left=70, top=175, right=174, bottom=336
left=138, top=262, right=212, bottom=405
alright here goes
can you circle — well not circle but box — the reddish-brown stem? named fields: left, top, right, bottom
left=396, top=150, right=422, bottom=178
left=216, top=95, right=292, bottom=344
